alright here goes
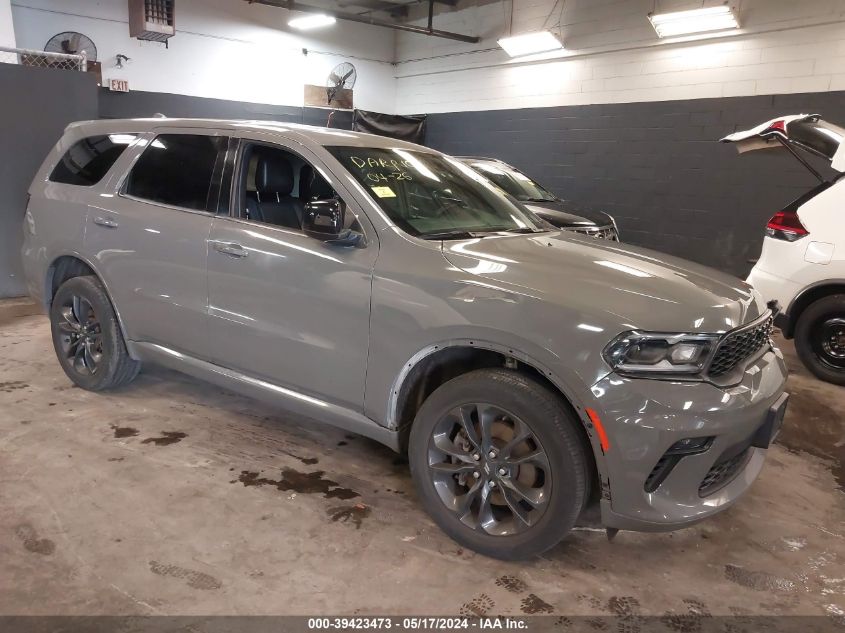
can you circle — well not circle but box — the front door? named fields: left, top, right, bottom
left=206, top=137, right=377, bottom=411
left=85, top=130, right=229, bottom=358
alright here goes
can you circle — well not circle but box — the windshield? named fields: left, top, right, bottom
left=328, top=147, right=547, bottom=238
left=463, top=160, right=557, bottom=203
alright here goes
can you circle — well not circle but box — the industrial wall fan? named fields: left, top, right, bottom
left=327, top=62, right=356, bottom=104
left=44, top=31, right=98, bottom=61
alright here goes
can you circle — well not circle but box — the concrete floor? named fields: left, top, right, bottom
left=1, top=299, right=843, bottom=620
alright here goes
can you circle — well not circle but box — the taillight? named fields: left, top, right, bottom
left=766, top=210, right=808, bottom=242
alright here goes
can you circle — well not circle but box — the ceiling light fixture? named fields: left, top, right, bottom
left=498, top=31, right=563, bottom=57
left=648, top=5, right=739, bottom=38
left=288, top=13, right=337, bottom=31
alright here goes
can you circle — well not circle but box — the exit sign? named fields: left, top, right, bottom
left=109, top=79, right=130, bottom=92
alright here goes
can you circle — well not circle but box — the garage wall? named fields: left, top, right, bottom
left=395, top=0, right=845, bottom=277
left=425, top=90, right=845, bottom=278
left=395, top=0, right=845, bottom=113
left=0, top=0, right=15, bottom=47
left=98, top=87, right=355, bottom=129
left=10, top=0, right=396, bottom=113
left=0, top=64, right=99, bottom=298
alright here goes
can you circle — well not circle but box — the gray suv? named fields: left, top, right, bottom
left=22, top=119, right=788, bottom=560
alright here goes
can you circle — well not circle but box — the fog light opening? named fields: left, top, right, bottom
left=666, top=436, right=713, bottom=456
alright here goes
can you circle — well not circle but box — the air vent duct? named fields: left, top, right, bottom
left=129, top=0, right=175, bottom=44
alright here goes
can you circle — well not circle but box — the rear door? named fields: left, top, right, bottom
left=85, top=129, right=230, bottom=358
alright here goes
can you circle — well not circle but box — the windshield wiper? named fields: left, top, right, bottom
left=420, top=227, right=547, bottom=240
left=503, top=227, right=546, bottom=234
left=419, top=230, right=483, bottom=240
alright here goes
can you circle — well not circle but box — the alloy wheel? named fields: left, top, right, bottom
left=427, top=402, right=551, bottom=536
left=57, top=295, right=103, bottom=375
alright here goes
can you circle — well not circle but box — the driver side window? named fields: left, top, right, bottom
left=235, top=142, right=360, bottom=233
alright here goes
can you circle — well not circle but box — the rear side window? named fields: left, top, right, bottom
left=49, top=134, right=136, bottom=186
left=125, top=134, right=225, bottom=211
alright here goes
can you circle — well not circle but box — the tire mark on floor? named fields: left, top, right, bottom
left=148, top=560, right=221, bottom=590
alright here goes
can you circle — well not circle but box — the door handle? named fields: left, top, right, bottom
left=93, top=216, right=119, bottom=228
left=210, top=240, right=248, bottom=258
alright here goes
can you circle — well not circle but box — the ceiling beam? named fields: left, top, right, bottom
left=247, top=0, right=481, bottom=43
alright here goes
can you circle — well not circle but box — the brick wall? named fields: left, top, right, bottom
left=396, top=0, right=845, bottom=114
left=425, top=90, right=845, bottom=277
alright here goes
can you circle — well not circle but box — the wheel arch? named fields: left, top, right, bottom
left=389, top=339, right=605, bottom=498
left=784, top=279, right=845, bottom=338
left=44, top=252, right=138, bottom=359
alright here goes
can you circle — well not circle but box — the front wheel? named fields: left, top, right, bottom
left=795, top=294, right=845, bottom=386
left=50, top=276, right=140, bottom=391
left=408, top=368, right=590, bottom=560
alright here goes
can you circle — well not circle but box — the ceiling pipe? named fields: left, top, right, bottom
left=247, top=0, right=480, bottom=43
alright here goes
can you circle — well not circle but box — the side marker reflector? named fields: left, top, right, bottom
left=585, top=408, right=609, bottom=453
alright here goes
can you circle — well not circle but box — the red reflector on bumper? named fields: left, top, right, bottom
left=586, top=408, right=610, bottom=453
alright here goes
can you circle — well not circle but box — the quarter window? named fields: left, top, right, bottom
left=49, top=134, right=137, bottom=186
left=125, top=134, right=225, bottom=211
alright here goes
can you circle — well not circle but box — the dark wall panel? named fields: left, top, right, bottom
left=98, top=89, right=354, bottom=129
left=426, top=92, right=845, bottom=277
left=0, top=64, right=99, bottom=298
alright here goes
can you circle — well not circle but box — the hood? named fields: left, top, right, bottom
left=524, top=200, right=613, bottom=228
left=442, top=232, right=763, bottom=334
left=721, top=114, right=845, bottom=172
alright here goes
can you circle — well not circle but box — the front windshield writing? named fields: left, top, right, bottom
left=329, top=147, right=545, bottom=238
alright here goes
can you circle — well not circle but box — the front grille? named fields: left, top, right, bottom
left=708, top=315, right=774, bottom=378
left=570, top=225, right=618, bottom=241
left=699, top=448, right=751, bottom=496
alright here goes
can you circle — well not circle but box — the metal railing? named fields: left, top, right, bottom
left=0, top=46, right=87, bottom=71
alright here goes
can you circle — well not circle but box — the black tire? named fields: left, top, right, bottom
left=50, top=276, right=140, bottom=391
left=794, top=294, right=845, bottom=386
left=408, top=368, right=589, bottom=560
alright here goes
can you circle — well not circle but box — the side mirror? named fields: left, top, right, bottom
left=303, top=198, right=344, bottom=240
left=303, top=198, right=364, bottom=246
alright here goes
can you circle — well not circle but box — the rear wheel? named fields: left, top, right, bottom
left=795, top=294, right=845, bottom=386
left=50, top=276, right=140, bottom=391
left=408, top=368, right=589, bottom=560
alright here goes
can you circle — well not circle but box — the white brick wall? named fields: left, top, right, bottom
left=9, top=0, right=397, bottom=112
left=0, top=0, right=15, bottom=47
left=7, top=0, right=845, bottom=115
left=395, top=0, right=845, bottom=114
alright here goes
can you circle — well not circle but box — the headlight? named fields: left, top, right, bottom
left=603, top=331, right=718, bottom=375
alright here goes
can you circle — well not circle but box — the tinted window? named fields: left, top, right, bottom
left=49, top=134, right=136, bottom=186
left=125, top=134, right=225, bottom=211
left=790, top=119, right=845, bottom=160
left=466, top=160, right=557, bottom=203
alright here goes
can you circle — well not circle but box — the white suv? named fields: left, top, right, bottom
left=723, top=114, right=845, bottom=385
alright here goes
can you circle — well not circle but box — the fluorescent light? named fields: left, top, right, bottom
left=498, top=31, right=563, bottom=57
left=288, top=13, right=336, bottom=31
left=648, top=5, right=739, bottom=38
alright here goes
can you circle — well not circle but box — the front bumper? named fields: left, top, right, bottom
left=590, top=346, right=788, bottom=532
